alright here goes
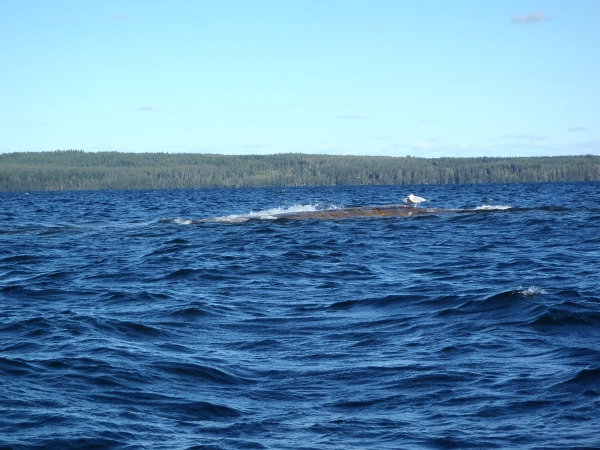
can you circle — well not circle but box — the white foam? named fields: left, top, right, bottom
left=517, top=286, right=546, bottom=296
left=173, top=217, right=193, bottom=225
left=206, top=203, right=338, bottom=223
left=474, top=205, right=511, bottom=211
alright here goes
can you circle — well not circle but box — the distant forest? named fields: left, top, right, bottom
left=1, top=150, right=599, bottom=192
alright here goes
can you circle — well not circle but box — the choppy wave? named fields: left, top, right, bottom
left=1, top=182, right=600, bottom=449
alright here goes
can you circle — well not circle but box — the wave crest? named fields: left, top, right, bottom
left=206, top=203, right=339, bottom=223
left=517, top=286, right=546, bottom=296
left=474, top=205, right=511, bottom=211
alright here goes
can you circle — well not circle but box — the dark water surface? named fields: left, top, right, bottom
left=1, top=183, right=599, bottom=449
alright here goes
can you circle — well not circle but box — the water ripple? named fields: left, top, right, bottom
left=1, top=183, right=600, bottom=449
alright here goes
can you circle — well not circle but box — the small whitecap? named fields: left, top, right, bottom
left=173, top=218, right=193, bottom=225
left=474, top=205, right=511, bottom=211
left=205, top=203, right=342, bottom=223
left=211, top=216, right=249, bottom=223
left=517, top=286, right=546, bottom=296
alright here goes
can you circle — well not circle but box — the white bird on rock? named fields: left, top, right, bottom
left=403, top=194, right=427, bottom=207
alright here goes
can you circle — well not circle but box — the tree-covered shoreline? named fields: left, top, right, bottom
left=1, top=150, right=599, bottom=192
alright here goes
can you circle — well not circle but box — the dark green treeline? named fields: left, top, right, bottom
left=1, top=150, right=599, bottom=192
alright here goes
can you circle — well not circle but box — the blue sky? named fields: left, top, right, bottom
left=1, top=0, right=598, bottom=157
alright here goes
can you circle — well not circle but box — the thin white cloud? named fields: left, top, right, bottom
left=511, top=10, right=552, bottom=25
left=567, top=127, right=589, bottom=132
left=337, top=114, right=364, bottom=120
left=500, top=133, right=549, bottom=141
left=137, top=103, right=157, bottom=111
left=418, top=119, right=434, bottom=123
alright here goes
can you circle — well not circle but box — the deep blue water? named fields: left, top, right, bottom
left=1, top=182, right=599, bottom=449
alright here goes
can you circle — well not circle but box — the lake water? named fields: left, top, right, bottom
left=1, top=182, right=599, bottom=449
